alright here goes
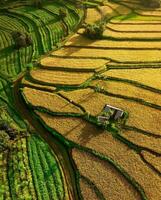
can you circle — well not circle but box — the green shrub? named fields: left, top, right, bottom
left=83, top=23, right=105, bottom=39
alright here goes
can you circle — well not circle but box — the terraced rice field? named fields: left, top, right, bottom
left=30, top=69, right=94, bottom=85
left=13, top=0, right=161, bottom=199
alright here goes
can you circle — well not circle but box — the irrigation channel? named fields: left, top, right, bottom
left=13, top=75, right=80, bottom=200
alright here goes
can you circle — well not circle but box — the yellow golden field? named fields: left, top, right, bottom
left=136, top=9, right=161, bottom=16
left=60, top=88, right=161, bottom=135
left=103, top=1, right=131, bottom=15
left=85, top=8, right=101, bottom=24
left=90, top=80, right=161, bottom=106
left=52, top=47, right=161, bottom=62
left=107, top=23, right=161, bottom=32
left=104, top=28, right=161, bottom=39
left=79, top=178, right=99, bottom=200
left=34, top=111, right=161, bottom=200
left=30, top=69, right=93, bottom=85
left=141, top=151, right=161, bottom=173
left=65, top=33, right=161, bottom=49
left=23, top=87, right=82, bottom=114
left=21, top=77, right=56, bottom=91
left=103, top=68, right=161, bottom=90
left=40, top=56, right=107, bottom=71
left=72, top=148, right=141, bottom=200
left=122, top=130, right=161, bottom=154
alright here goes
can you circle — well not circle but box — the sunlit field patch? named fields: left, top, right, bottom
left=35, top=111, right=161, bottom=200
left=23, top=87, right=82, bottom=113
left=72, top=148, right=141, bottom=200
left=90, top=80, right=161, bottom=106
left=40, top=56, right=107, bottom=71
left=52, top=47, right=161, bottom=62
left=30, top=69, right=93, bottom=85
left=103, top=68, right=161, bottom=90
left=60, top=88, right=161, bottom=135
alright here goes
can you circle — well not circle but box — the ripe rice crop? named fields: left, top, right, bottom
left=30, top=69, right=93, bottom=85
left=141, top=151, right=161, bottom=173
left=23, top=87, right=82, bottom=113
left=122, top=130, right=161, bottom=154
left=107, top=23, right=161, bottom=32
left=35, top=111, right=161, bottom=200
left=91, top=80, right=161, bottom=106
left=85, top=8, right=101, bottom=24
left=40, top=56, right=107, bottom=71
left=52, top=47, right=161, bottom=62
left=60, top=88, right=161, bottom=135
left=103, top=68, right=161, bottom=90
left=72, top=148, right=141, bottom=200
left=79, top=177, right=99, bottom=200
left=104, top=28, right=161, bottom=39
left=65, top=33, right=161, bottom=49
left=21, top=78, right=56, bottom=91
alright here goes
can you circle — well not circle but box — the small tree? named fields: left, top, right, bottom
left=83, top=22, right=105, bottom=40
left=12, top=31, right=33, bottom=49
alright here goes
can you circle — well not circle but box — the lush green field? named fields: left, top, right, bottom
left=0, top=0, right=84, bottom=199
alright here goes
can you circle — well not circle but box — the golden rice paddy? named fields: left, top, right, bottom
left=107, top=23, right=161, bottom=32
left=90, top=80, right=161, bottom=106
left=23, top=87, right=82, bottom=113
left=21, top=78, right=56, bottom=91
left=60, top=88, right=161, bottom=135
left=65, top=33, right=161, bottom=49
left=30, top=69, right=93, bottom=85
left=52, top=47, right=161, bottom=62
left=40, top=56, right=107, bottom=71
left=104, top=28, right=161, bottom=39
left=72, top=148, right=141, bottom=200
left=34, top=111, right=161, bottom=200
left=79, top=178, right=99, bottom=200
left=85, top=8, right=101, bottom=24
left=122, top=130, right=161, bottom=154
left=103, top=68, right=161, bottom=90
left=141, top=151, right=161, bottom=173
left=136, top=9, right=161, bottom=16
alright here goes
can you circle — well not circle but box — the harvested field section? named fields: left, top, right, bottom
left=30, top=69, right=93, bottom=85
left=72, top=149, right=141, bottom=200
left=79, top=177, right=99, bottom=200
left=40, top=57, right=107, bottom=71
left=122, top=130, right=161, bottom=154
left=23, top=87, right=82, bottom=113
left=90, top=80, right=161, bottom=106
left=85, top=8, right=101, bottom=24
left=107, top=23, right=161, bottom=32
left=52, top=47, right=161, bottom=62
left=104, top=28, right=161, bottom=39
left=141, top=151, right=161, bottom=173
left=35, top=111, right=161, bottom=200
left=60, top=88, right=161, bottom=134
left=65, top=33, right=161, bottom=49
left=103, top=68, right=161, bottom=90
